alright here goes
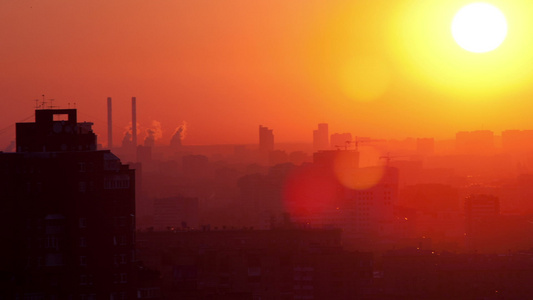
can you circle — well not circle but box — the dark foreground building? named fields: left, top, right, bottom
left=136, top=228, right=374, bottom=300
left=0, top=109, right=136, bottom=299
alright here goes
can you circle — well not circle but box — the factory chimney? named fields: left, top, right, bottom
left=132, top=97, right=137, bottom=148
left=107, top=97, right=112, bottom=149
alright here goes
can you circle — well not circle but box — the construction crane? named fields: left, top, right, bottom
left=333, top=141, right=353, bottom=150
left=350, top=136, right=383, bottom=151
left=379, top=153, right=413, bottom=166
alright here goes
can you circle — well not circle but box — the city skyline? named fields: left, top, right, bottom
left=3, top=1, right=533, bottom=148
left=6, top=2, right=533, bottom=298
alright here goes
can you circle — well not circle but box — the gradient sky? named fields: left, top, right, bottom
left=3, top=0, right=533, bottom=148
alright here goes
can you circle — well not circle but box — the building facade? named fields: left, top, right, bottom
left=0, top=109, right=136, bottom=299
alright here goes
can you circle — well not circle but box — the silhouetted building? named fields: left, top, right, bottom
left=382, top=248, right=439, bottom=298
left=0, top=109, right=136, bottom=299
left=268, top=149, right=288, bottom=165
left=136, top=228, right=374, bottom=300
left=153, top=196, right=199, bottom=231
left=502, top=129, right=533, bottom=153
left=16, top=109, right=97, bottom=152
left=330, top=132, right=352, bottom=150
left=416, top=137, right=434, bottom=156
left=237, top=163, right=294, bottom=229
left=313, top=149, right=359, bottom=170
left=465, top=194, right=500, bottom=251
left=182, top=154, right=210, bottom=179
left=344, top=166, right=400, bottom=247
left=381, top=250, right=533, bottom=299
left=313, top=123, right=329, bottom=151
left=259, top=125, right=274, bottom=153
left=137, top=145, right=152, bottom=163
left=456, top=130, right=494, bottom=155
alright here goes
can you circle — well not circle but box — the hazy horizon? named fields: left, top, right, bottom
left=3, top=1, right=533, bottom=149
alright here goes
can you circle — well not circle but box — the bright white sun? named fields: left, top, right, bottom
left=451, top=2, right=508, bottom=53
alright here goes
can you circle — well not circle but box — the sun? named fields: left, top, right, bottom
left=451, top=3, right=508, bottom=53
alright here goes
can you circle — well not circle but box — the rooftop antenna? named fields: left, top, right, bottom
left=41, top=95, right=47, bottom=108
left=48, top=98, right=57, bottom=109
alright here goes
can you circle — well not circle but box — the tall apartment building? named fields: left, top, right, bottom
left=0, top=109, right=136, bottom=299
left=465, top=194, right=500, bottom=251
left=313, top=123, right=329, bottom=151
left=259, top=125, right=274, bottom=153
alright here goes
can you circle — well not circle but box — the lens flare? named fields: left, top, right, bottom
left=282, top=164, right=341, bottom=217
left=335, top=165, right=385, bottom=191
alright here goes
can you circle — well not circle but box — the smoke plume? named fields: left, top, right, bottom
left=170, top=121, right=187, bottom=147
left=122, top=129, right=132, bottom=148
left=144, top=120, right=163, bottom=147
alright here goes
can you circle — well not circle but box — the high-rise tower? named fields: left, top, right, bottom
left=259, top=125, right=274, bottom=152
left=1, top=108, right=136, bottom=299
left=313, top=123, right=329, bottom=151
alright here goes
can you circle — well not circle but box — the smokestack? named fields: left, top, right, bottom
left=107, top=97, right=112, bottom=149
left=132, top=97, right=137, bottom=148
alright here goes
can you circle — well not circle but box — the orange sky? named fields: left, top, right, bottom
left=2, top=0, right=533, bottom=148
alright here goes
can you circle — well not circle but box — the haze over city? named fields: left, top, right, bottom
left=4, top=1, right=533, bottom=147
left=6, top=1, right=533, bottom=299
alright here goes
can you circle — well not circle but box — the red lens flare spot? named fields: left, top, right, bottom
left=282, top=164, right=342, bottom=218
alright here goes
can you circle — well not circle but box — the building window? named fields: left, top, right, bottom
left=104, top=175, right=130, bottom=190
left=110, top=292, right=127, bottom=300
left=79, top=218, right=87, bottom=228
left=79, top=237, right=87, bottom=247
left=114, top=235, right=127, bottom=246
left=80, top=256, right=87, bottom=266
left=120, top=273, right=127, bottom=283
left=44, top=235, right=59, bottom=250
left=79, top=181, right=87, bottom=193
left=114, top=254, right=127, bottom=265
left=113, top=216, right=127, bottom=228
left=80, top=274, right=87, bottom=286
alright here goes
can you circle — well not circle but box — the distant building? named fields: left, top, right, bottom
left=259, top=125, right=274, bottom=152
left=136, top=228, right=374, bottom=300
left=313, top=123, right=329, bottom=151
left=465, top=194, right=500, bottom=251
left=344, top=166, right=399, bottom=247
left=268, top=149, right=289, bottom=165
left=153, top=196, right=199, bottom=231
left=182, top=154, right=210, bottom=179
left=291, top=150, right=399, bottom=249
left=0, top=109, right=136, bottom=299
left=416, top=137, right=435, bottom=155
left=455, top=130, right=494, bottom=155
left=330, top=132, right=352, bottom=150
left=137, top=145, right=152, bottom=163
left=313, top=149, right=359, bottom=170
left=502, top=129, right=533, bottom=153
